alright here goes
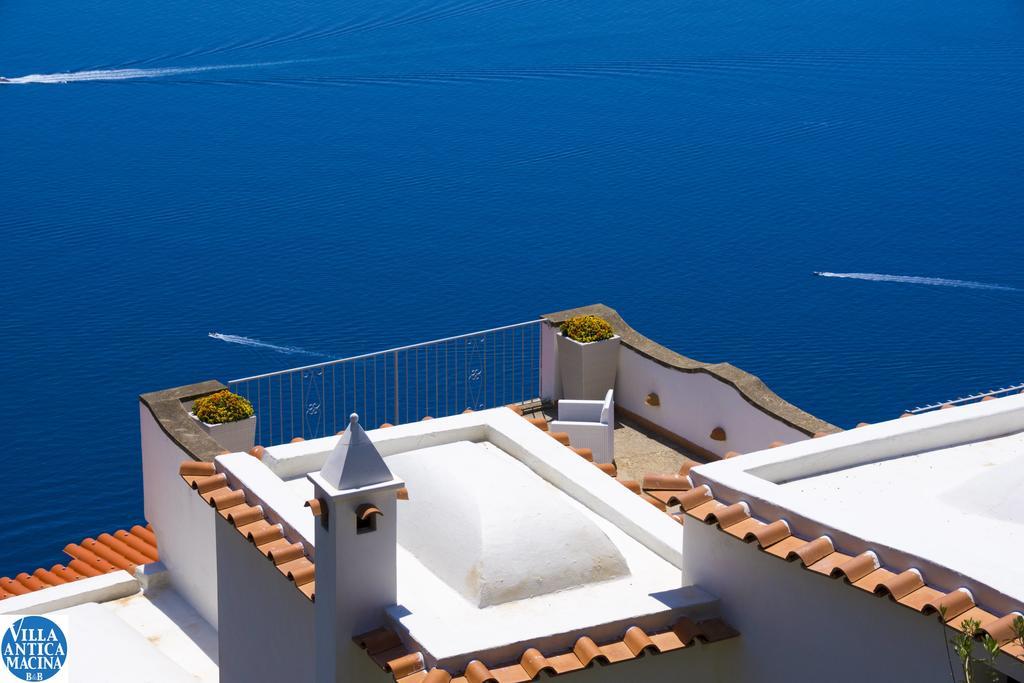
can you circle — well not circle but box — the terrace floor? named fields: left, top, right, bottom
left=525, top=405, right=702, bottom=481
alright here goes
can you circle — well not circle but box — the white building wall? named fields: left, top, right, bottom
left=541, top=320, right=813, bottom=458
left=615, top=346, right=809, bottom=457
left=140, top=405, right=219, bottom=628
left=215, top=519, right=320, bottom=683
left=683, top=520, right=965, bottom=683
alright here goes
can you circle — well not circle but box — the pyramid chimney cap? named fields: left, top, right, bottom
left=319, top=413, right=395, bottom=491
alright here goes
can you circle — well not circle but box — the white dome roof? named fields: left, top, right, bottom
left=387, top=441, right=629, bottom=608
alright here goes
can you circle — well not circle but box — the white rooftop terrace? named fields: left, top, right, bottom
left=0, top=570, right=217, bottom=683
left=691, top=392, right=1024, bottom=613
left=258, top=407, right=716, bottom=669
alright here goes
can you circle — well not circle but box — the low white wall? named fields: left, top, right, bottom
left=683, top=521, right=1024, bottom=682
left=0, top=571, right=138, bottom=615
left=215, top=519, right=318, bottom=683
left=615, top=346, right=809, bottom=458
left=140, top=405, right=219, bottom=629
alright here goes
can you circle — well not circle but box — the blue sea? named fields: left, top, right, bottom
left=1, top=0, right=1022, bottom=577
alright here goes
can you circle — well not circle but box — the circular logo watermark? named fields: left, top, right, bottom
left=2, top=616, right=67, bottom=681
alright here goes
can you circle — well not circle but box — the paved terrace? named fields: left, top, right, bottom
left=524, top=404, right=701, bottom=481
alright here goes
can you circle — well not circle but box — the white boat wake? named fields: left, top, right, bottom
left=209, top=333, right=328, bottom=357
left=814, top=272, right=1019, bottom=292
left=1, top=60, right=302, bottom=84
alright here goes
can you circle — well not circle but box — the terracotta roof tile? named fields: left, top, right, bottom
left=364, top=616, right=739, bottom=683
left=64, top=544, right=118, bottom=575
left=640, top=493, right=668, bottom=511
left=955, top=606, right=999, bottom=629
left=677, top=459, right=699, bottom=476
left=894, top=585, right=946, bottom=611
left=0, top=524, right=158, bottom=602
left=358, top=504, right=384, bottom=522
left=68, top=559, right=103, bottom=578
left=620, top=480, right=642, bottom=495
left=31, top=569, right=66, bottom=586
left=687, top=500, right=727, bottom=523
left=279, top=557, right=316, bottom=585
left=180, top=459, right=315, bottom=601
left=622, top=626, right=657, bottom=656
left=762, top=534, right=810, bottom=559
left=830, top=552, right=880, bottom=583
left=180, top=461, right=217, bottom=477
left=387, top=653, right=426, bottom=678
left=96, top=533, right=152, bottom=566
left=787, top=536, right=835, bottom=567
left=730, top=519, right=791, bottom=548
left=704, top=502, right=750, bottom=529
left=193, top=473, right=228, bottom=494
left=80, top=538, right=135, bottom=572
left=208, top=488, right=247, bottom=510
left=525, top=417, right=548, bottom=431
left=15, top=574, right=46, bottom=592
left=642, top=474, right=693, bottom=491
left=238, top=519, right=281, bottom=545
left=646, top=490, right=689, bottom=507
left=806, top=549, right=854, bottom=576
left=922, top=588, right=975, bottom=620
left=873, top=569, right=925, bottom=600
left=115, top=529, right=159, bottom=561
left=548, top=432, right=571, bottom=446
left=254, top=537, right=293, bottom=562
left=571, top=447, right=593, bottom=461
left=519, top=648, right=555, bottom=678
left=267, top=542, right=306, bottom=566
left=572, top=636, right=608, bottom=667
left=677, top=485, right=714, bottom=511
left=462, top=660, right=496, bottom=683
left=297, top=582, right=316, bottom=601
left=850, top=567, right=899, bottom=593
left=977, top=612, right=1024, bottom=645
left=0, top=578, right=30, bottom=596
left=50, top=565, right=85, bottom=583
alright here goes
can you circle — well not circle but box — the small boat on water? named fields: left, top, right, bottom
left=0, top=77, right=11, bottom=83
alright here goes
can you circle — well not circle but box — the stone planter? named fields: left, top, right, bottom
left=191, top=413, right=257, bottom=453
left=557, top=334, right=621, bottom=400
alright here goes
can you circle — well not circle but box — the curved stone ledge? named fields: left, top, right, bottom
left=542, top=304, right=838, bottom=437
left=140, top=380, right=229, bottom=462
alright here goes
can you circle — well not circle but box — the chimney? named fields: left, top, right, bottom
left=308, top=413, right=404, bottom=683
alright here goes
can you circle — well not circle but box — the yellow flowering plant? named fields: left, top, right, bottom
left=192, top=390, right=255, bottom=424
left=560, top=315, right=614, bottom=343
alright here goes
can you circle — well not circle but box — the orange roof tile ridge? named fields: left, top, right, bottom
left=359, top=616, right=740, bottom=683
left=179, top=459, right=316, bottom=602
left=0, top=521, right=158, bottom=602
left=683, top=492, right=1024, bottom=664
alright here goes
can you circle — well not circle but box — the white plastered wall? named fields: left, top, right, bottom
left=615, top=347, right=809, bottom=457
left=540, top=322, right=809, bottom=458
left=140, top=404, right=219, bottom=628
left=683, top=520, right=1024, bottom=683
left=215, top=518, right=323, bottom=683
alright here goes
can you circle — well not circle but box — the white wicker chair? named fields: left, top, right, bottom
left=549, top=389, right=614, bottom=464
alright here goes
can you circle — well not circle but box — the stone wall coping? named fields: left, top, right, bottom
left=140, top=380, right=228, bottom=462
left=542, top=304, right=838, bottom=436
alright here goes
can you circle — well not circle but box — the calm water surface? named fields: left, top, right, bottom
left=1, top=0, right=1022, bottom=575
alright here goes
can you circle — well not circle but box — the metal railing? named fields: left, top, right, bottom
left=228, top=320, right=544, bottom=446
left=905, top=382, right=1024, bottom=415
